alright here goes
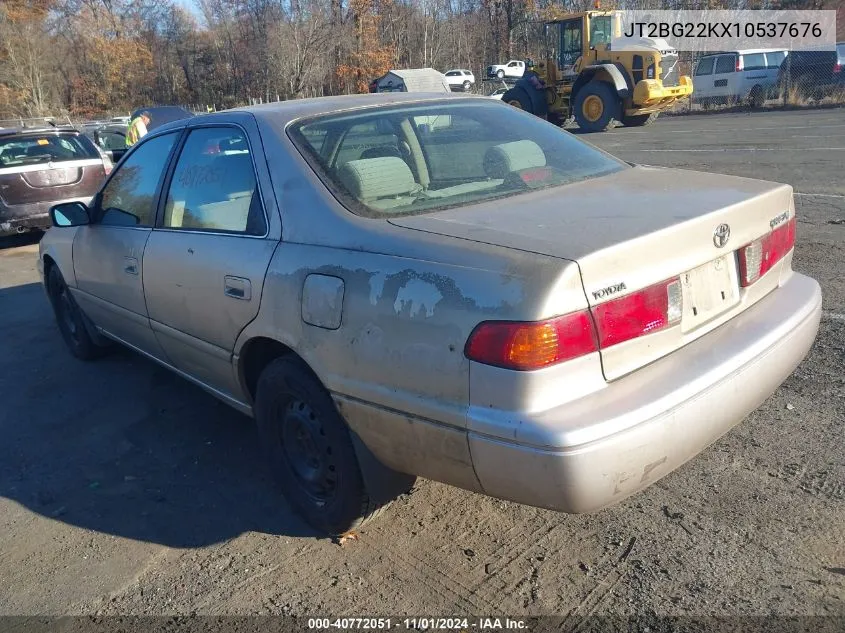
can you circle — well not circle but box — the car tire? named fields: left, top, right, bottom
left=47, top=266, right=109, bottom=361
left=255, top=356, right=404, bottom=535
left=502, top=88, right=534, bottom=114
left=462, top=80, right=472, bottom=92
left=622, top=112, right=659, bottom=127
left=748, top=85, right=765, bottom=108
left=574, top=81, right=620, bottom=132
left=496, top=69, right=505, bottom=79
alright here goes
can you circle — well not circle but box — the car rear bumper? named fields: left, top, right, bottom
left=468, top=272, right=822, bottom=513
left=1, top=197, right=89, bottom=236
left=0, top=203, right=51, bottom=235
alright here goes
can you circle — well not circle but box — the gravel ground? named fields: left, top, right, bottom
left=0, top=108, right=842, bottom=621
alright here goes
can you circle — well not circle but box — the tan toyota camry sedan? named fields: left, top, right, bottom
left=39, top=93, right=822, bottom=535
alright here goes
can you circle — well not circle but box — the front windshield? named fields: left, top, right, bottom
left=288, top=100, right=626, bottom=217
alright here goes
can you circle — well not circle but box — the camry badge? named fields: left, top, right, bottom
left=713, top=223, right=731, bottom=248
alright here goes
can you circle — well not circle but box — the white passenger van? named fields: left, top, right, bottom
left=693, top=49, right=788, bottom=107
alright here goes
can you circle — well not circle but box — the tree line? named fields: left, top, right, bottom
left=0, top=0, right=841, bottom=119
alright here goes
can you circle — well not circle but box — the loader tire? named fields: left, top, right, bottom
left=574, top=81, right=620, bottom=132
left=503, top=88, right=534, bottom=114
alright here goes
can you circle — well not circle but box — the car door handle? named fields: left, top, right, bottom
left=124, top=256, right=138, bottom=275
left=224, top=275, right=251, bottom=301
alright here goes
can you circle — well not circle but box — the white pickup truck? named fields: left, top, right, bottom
left=486, top=60, right=525, bottom=79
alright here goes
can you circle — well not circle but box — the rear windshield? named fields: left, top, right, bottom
left=0, top=133, right=99, bottom=168
left=288, top=100, right=626, bottom=217
left=838, top=43, right=845, bottom=61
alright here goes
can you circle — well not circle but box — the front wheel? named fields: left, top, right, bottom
left=47, top=266, right=109, bottom=361
left=255, top=356, right=412, bottom=535
left=748, top=85, right=765, bottom=108
left=573, top=81, right=620, bottom=132
left=622, top=112, right=659, bottom=127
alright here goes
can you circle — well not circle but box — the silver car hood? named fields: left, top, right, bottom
left=388, top=165, right=790, bottom=262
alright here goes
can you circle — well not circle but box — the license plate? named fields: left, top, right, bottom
left=680, top=255, right=740, bottom=332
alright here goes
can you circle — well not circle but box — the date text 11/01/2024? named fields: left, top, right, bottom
left=307, top=618, right=528, bottom=630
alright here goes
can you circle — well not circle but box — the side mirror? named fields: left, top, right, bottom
left=50, top=201, right=90, bottom=228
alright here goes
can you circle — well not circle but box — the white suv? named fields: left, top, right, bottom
left=487, top=60, right=525, bottom=79
left=444, top=69, right=476, bottom=91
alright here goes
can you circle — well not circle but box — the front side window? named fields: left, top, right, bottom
left=695, top=57, right=715, bottom=76
left=590, top=16, right=611, bottom=46
left=97, top=130, right=126, bottom=151
left=99, top=132, right=177, bottom=227
left=162, top=127, right=265, bottom=235
left=289, top=100, right=626, bottom=217
left=560, top=19, right=583, bottom=70
left=714, top=55, right=736, bottom=74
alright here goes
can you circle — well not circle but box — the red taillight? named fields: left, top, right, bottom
left=103, top=164, right=113, bottom=176
left=593, top=278, right=682, bottom=348
left=736, top=56, right=743, bottom=72
left=465, top=311, right=598, bottom=370
left=834, top=63, right=842, bottom=73
left=738, top=217, right=796, bottom=287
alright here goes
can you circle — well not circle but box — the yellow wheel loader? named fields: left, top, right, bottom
left=503, top=11, right=693, bottom=132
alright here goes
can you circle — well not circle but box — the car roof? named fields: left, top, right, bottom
left=0, top=126, right=79, bottom=138
left=235, top=92, right=484, bottom=127
left=145, top=94, right=489, bottom=137
left=699, top=48, right=788, bottom=57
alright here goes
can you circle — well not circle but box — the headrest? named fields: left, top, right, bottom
left=337, top=157, right=420, bottom=201
left=483, top=140, right=546, bottom=179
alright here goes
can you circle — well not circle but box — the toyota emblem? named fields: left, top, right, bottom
left=713, top=223, right=731, bottom=248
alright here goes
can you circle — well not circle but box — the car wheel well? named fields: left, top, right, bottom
left=241, top=337, right=302, bottom=401
left=42, top=255, right=57, bottom=281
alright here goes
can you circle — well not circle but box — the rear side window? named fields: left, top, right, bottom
left=766, top=51, right=787, bottom=68
left=695, top=57, right=715, bottom=76
left=714, top=55, right=735, bottom=74
left=838, top=44, right=845, bottom=61
left=0, top=134, right=98, bottom=168
left=742, top=53, right=766, bottom=71
left=162, top=127, right=265, bottom=235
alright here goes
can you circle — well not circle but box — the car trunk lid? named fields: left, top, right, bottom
left=0, top=160, right=104, bottom=205
left=389, top=165, right=795, bottom=380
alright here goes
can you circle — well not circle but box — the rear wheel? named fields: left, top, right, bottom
left=496, top=69, right=505, bottom=79
left=574, top=81, right=620, bottom=132
left=622, top=112, right=659, bottom=127
left=503, top=88, right=533, bottom=114
left=748, top=85, right=765, bottom=108
left=255, top=356, right=409, bottom=535
left=47, top=266, right=108, bottom=361
left=462, top=80, right=472, bottom=92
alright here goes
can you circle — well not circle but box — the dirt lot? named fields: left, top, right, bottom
left=0, top=108, right=843, bottom=620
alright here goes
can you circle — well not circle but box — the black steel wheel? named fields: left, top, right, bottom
left=255, top=356, right=402, bottom=535
left=47, top=265, right=108, bottom=361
